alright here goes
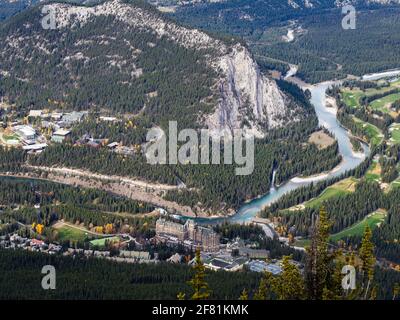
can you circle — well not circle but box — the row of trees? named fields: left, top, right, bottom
left=0, top=176, right=153, bottom=215
left=0, top=247, right=261, bottom=300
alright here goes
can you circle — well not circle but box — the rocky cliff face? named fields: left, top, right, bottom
left=207, top=45, right=289, bottom=137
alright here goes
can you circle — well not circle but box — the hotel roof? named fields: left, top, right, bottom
left=14, top=125, right=36, bottom=136
left=53, top=129, right=71, bottom=136
left=22, top=143, right=47, bottom=150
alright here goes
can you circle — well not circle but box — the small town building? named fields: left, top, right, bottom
left=107, top=142, right=119, bottom=149
left=239, top=248, right=270, bottom=259
left=51, top=129, right=71, bottom=143
left=202, top=256, right=247, bottom=272
left=100, top=116, right=118, bottom=122
left=119, top=250, right=151, bottom=261
left=62, top=111, right=87, bottom=124
left=28, top=110, right=43, bottom=117
left=22, top=143, right=47, bottom=152
left=51, top=112, right=63, bottom=121
left=156, top=218, right=220, bottom=252
left=246, top=260, right=283, bottom=275
left=87, top=140, right=101, bottom=148
left=13, top=125, right=36, bottom=144
left=167, top=253, right=182, bottom=264
left=30, top=239, right=45, bottom=247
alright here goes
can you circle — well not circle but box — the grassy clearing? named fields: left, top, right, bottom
left=330, top=209, right=387, bottom=243
left=3, top=134, right=19, bottom=141
left=293, top=239, right=310, bottom=247
left=89, top=236, right=120, bottom=248
left=370, top=93, right=400, bottom=113
left=341, top=90, right=363, bottom=108
left=352, top=117, right=384, bottom=146
left=305, top=188, right=349, bottom=208
left=304, top=177, right=358, bottom=209
left=389, top=123, right=400, bottom=144
left=294, top=210, right=386, bottom=247
left=0, top=132, right=20, bottom=145
left=365, top=160, right=382, bottom=182
left=55, top=225, right=95, bottom=243
left=391, top=179, right=400, bottom=189
left=341, top=79, right=400, bottom=110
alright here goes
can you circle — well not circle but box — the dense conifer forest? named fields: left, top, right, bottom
left=173, top=3, right=400, bottom=83
left=0, top=249, right=261, bottom=299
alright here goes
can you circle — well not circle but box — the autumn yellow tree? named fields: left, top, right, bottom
left=35, top=224, right=44, bottom=235
left=177, top=292, right=185, bottom=300
left=105, top=223, right=114, bottom=234
left=393, top=283, right=400, bottom=300
left=95, top=226, right=104, bottom=234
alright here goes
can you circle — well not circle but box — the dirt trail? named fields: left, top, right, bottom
left=2, top=166, right=197, bottom=217
left=24, top=165, right=181, bottom=191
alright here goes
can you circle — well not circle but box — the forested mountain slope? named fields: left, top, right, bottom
left=0, top=0, right=337, bottom=214
left=168, top=0, right=400, bottom=34
left=168, top=0, right=400, bottom=82
left=0, top=0, right=306, bottom=135
left=0, top=0, right=39, bottom=20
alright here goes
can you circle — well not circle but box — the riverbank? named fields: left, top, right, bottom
left=324, top=95, right=366, bottom=158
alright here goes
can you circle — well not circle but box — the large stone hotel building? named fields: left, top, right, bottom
left=155, top=218, right=220, bottom=252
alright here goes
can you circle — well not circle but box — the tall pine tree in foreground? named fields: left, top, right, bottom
left=271, top=255, right=306, bottom=300
left=305, top=207, right=335, bottom=299
left=359, top=225, right=376, bottom=300
left=187, top=248, right=211, bottom=300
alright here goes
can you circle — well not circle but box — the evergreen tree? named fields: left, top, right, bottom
left=239, top=289, right=248, bottom=300
left=359, top=226, right=376, bottom=300
left=187, top=249, right=211, bottom=300
left=177, top=292, right=185, bottom=300
left=253, top=271, right=272, bottom=300
left=393, top=283, right=400, bottom=300
left=271, top=256, right=305, bottom=300
left=305, top=207, right=333, bottom=299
